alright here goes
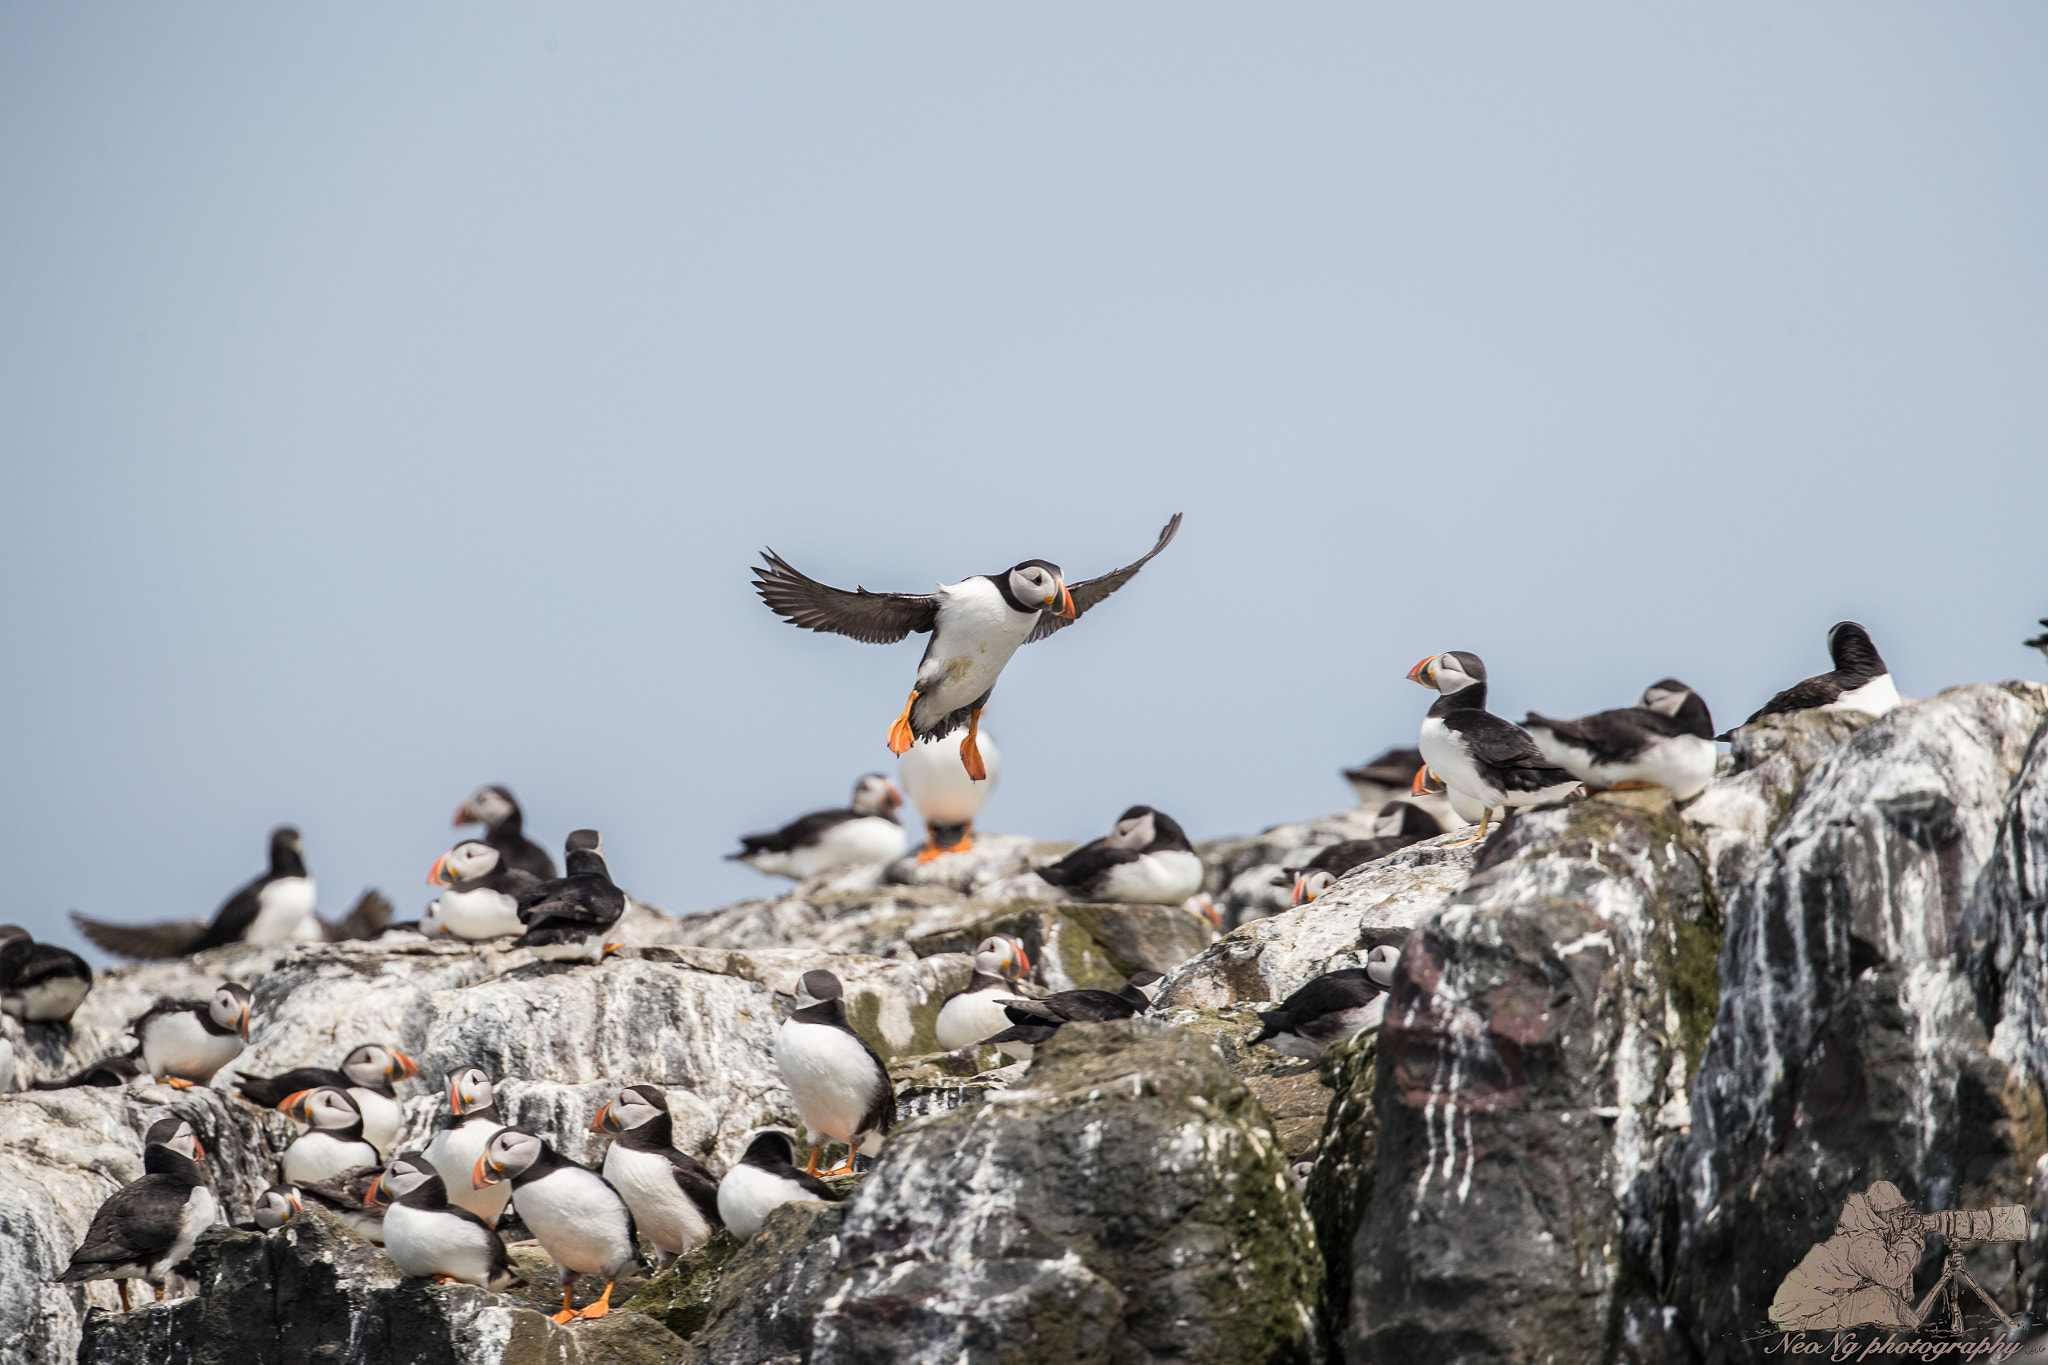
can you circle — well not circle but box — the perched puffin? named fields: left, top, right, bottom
left=513, top=830, right=627, bottom=962
left=589, top=1085, right=723, bottom=1271
left=474, top=1127, right=639, bottom=1323
left=0, top=925, right=94, bottom=1022
left=72, top=826, right=319, bottom=959
left=774, top=970, right=896, bottom=1175
left=33, top=1054, right=144, bottom=1090
left=1524, top=679, right=1718, bottom=801
left=1250, top=946, right=1401, bottom=1060
left=365, top=1154, right=521, bottom=1290
left=279, top=1087, right=383, bottom=1185
left=1285, top=803, right=1445, bottom=905
left=1341, top=747, right=1428, bottom=807
left=934, top=936, right=1033, bottom=1052
left=455, top=785, right=557, bottom=880
left=56, top=1117, right=217, bottom=1311
left=983, top=971, right=1165, bottom=1060
left=2027, top=620, right=2048, bottom=665
left=243, top=1185, right=303, bottom=1232
left=426, top=842, right=539, bottom=940
left=729, top=775, right=907, bottom=879
left=753, top=514, right=1182, bottom=779
left=421, top=1066, right=513, bottom=1226
left=899, top=726, right=1003, bottom=860
left=717, top=1131, right=837, bottom=1239
left=236, top=1042, right=419, bottom=1157
left=1408, top=651, right=1581, bottom=845
left=1721, top=621, right=1900, bottom=738
left=132, top=983, right=251, bottom=1086
left=1034, top=806, right=1204, bottom=905
left=298, top=1164, right=387, bottom=1243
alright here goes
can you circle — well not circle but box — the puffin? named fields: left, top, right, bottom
left=753, top=513, right=1182, bottom=779
left=455, top=785, right=557, bottom=880
left=934, top=936, right=1033, bottom=1052
left=56, top=1117, right=217, bottom=1311
left=773, top=970, right=896, bottom=1175
left=983, top=971, right=1165, bottom=1060
left=513, top=830, right=627, bottom=962
left=1341, top=747, right=1428, bottom=807
left=1523, top=679, right=1718, bottom=801
left=716, top=1131, right=837, bottom=1239
left=1721, top=621, right=1900, bottom=738
left=1249, top=946, right=1401, bottom=1060
left=2028, top=620, right=2048, bottom=665
left=1407, top=651, right=1581, bottom=845
left=242, top=1186, right=303, bottom=1232
left=426, top=842, right=539, bottom=940
left=589, top=1084, right=724, bottom=1270
left=1286, top=804, right=1443, bottom=906
left=298, top=1164, right=387, bottom=1243
left=1033, top=806, right=1204, bottom=905
left=729, top=775, right=908, bottom=879
left=474, top=1127, right=639, bottom=1323
left=421, top=1066, right=513, bottom=1226
left=236, top=1042, right=419, bottom=1157
left=33, top=1055, right=145, bottom=1090
left=132, top=983, right=252, bottom=1086
left=279, top=1087, right=384, bottom=1185
left=0, top=925, right=94, bottom=1022
left=899, top=725, right=1003, bottom=860
left=72, top=826, right=319, bottom=959
left=365, top=1154, right=521, bottom=1290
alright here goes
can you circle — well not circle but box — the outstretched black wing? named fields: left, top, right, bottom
left=70, top=912, right=208, bottom=961
left=752, top=551, right=940, bottom=645
left=1027, top=513, right=1183, bottom=644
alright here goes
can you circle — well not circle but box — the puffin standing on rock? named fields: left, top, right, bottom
left=1250, top=946, right=1401, bottom=1060
left=474, top=1127, right=639, bottom=1324
left=366, top=1154, right=522, bottom=1291
left=1286, top=803, right=1445, bottom=905
left=729, top=775, right=907, bottom=879
left=426, top=842, right=540, bottom=940
left=983, top=971, right=1165, bottom=1060
left=1523, top=679, right=1718, bottom=801
left=56, top=1117, right=217, bottom=1310
left=774, top=970, right=896, bottom=1175
left=455, top=785, right=557, bottom=880
left=1721, top=621, right=1899, bottom=738
left=0, top=925, right=94, bottom=1022
left=935, top=936, right=1033, bottom=1052
left=900, top=726, right=1003, bottom=860
left=279, top=1088, right=384, bottom=1185
left=74, top=827, right=318, bottom=959
left=753, top=514, right=1182, bottom=779
left=589, top=1084, right=724, bottom=1270
left=1033, top=806, right=1204, bottom=905
left=1408, top=651, right=1581, bottom=846
left=236, top=1042, right=419, bottom=1157
left=132, top=983, right=252, bottom=1085
left=717, top=1131, right=837, bottom=1239
left=513, top=830, right=627, bottom=962
left=422, top=1066, right=513, bottom=1226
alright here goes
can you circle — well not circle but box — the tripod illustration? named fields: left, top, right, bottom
left=1909, top=1242, right=2016, bottom=1334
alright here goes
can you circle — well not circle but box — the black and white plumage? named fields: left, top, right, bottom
left=983, top=970, right=1165, bottom=1060
left=899, top=726, right=1003, bottom=860
left=365, top=1154, right=520, bottom=1290
left=753, top=514, right=1182, bottom=780
left=1721, top=621, right=1900, bottom=739
left=132, top=983, right=252, bottom=1085
left=1034, top=806, right=1204, bottom=905
left=2027, top=620, right=2048, bottom=665
left=1286, top=804, right=1444, bottom=906
left=773, top=970, right=896, bottom=1175
left=1408, top=651, right=1581, bottom=845
left=729, top=775, right=908, bottom=880
left=426, top=842, right=541, bottom=941
left=421, top=1066, right=513, bottom=1227
left=298, top=1164, right=387, bottom=1243
left=934, top=936, right=1033, bottom=1052
left=1250, top=947, right=1400, bottom=1060
left=33, top=1054, right=144, bottom=1090
left=279, top=1087, right=383, bottom=1185
left=56, top=1117, right=217, bottom=1311
left=474, top=1127, right=638, bottom=1324
left=589, top=1084, right=723, bottom=1270
left=512, top=830, right=626, bottom=962
left=1342, top=747, right=1428, bottom=806
left=0, top=925, right=94, bottom=1022
left=236, top=1042, right=419, bottom=1157
left=1523, top=679, right=1718, bottom=802
left=455, top=785, right=557, bottom=881
left=717, top=1131, right=837, bottom=1239
left=243, top=1185, right=303, bottom=1232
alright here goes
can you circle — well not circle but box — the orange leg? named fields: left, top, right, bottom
left=431, top=1273, right=460, bottom=1284
left=805, top=1146, right=823, bottom=1175
left=551, top=1283, right=578, bottom=1325
left=163, top=1076, right=195, bottom=1089
left=119, top=1282, right=132, bottom=1313
left=917, top=822, right=976, bottom=863
left=600, top=941, right=626, bottom=959
left=579, top=1280, right=616, bottom=1320
left=1605, top=781, right=1659, bottom=792
left=887, top=691, right=920, bottom=755
left=959, top=707, right=987, bottom=782
left=825, top=1155, right=857, bottom=1177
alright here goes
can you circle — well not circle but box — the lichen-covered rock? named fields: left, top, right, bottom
left=683, top=1201, right=847, bottom=1365
left=1303, top=1029, right=1377, bottom=1349
left=621, top=1233, right=743, bottom=1343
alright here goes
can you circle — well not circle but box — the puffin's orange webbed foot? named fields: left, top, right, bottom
left=887, top=692, right=920, bottom=755
left=959, top=707, right=988, bottom=781
left=162, top=1077, right=195, bottom=1089
left=579, top=1282, right=615, bottom=1319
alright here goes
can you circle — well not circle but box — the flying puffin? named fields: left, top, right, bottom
left=773, top=970, right=896, bottom=1176
left=729, top=775, right=908, bottom=879
left=298, top=1164, right=387, bottom=1243
left=1523, top=679, right=1718, bottom=801
left=474, top=1127, right=639, bottom=1324
left=56, top=1117, right=217, bottom=1311
left=365, top=1154, right=522, bottom=1290
left=454, top=785, right=557, bottom=880
left=1407, top=651, right=1581, bottom=846
left=1033, top=806, right=1204, bottom=905
left=425, top=842, right=539, bottom=940
left=243, top=1185, right=303, bottom=1232
left=421, top=1066, right=513, bottom=1226
left=2027, top=620, right=2048, bottom=665
left=132, top=983, right=252, bottom=1086
left=753, top=514, right=1182, bottom=779
left=1249, top=946, right=1400, bottom=1060
left=717, top=1130, right=837, bottom=1239
left=0, top=925, right=94, bottom=1022
left=983, top=970, right=1165, bottom=1060
left=236, top=1042, right=419, bottom=1157
left=1720, top=621, right=1900, bottom=738
left=278, top=1087, right=384, bottom=1185
left=934, top=936, right=1033, bottom=1052
left=1285, top=803, right=1443, bottom=905
left=512, top=830, right=626, bottom=962
left=589, top=1085, right=724, bottom=1271
left=899, top=726, right=1003, bottom=860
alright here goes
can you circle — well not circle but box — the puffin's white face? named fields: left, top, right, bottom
left=342, top=1044, right=419, bottom=1088
left=430, top=841, right=501, bottom=887
left=1291, top=871, right=1335, bottom=906
left=448, top=1067, right=495, bottom=1115
left=1006, top=564, right=1073, bottom=616
left=1364, top=944, right=1401, bottom=988
left=850, top=775, right=902, bottom=817
left=1640, top=685, right=1689, bottom=718
left=365, top=1156, right=432, bottom=1206
left=972, top=935, right=1030, bottom=981
left=613, top=1089, right=664, bottom=1131
left=476, top=1128, right=543, bottom=1186
left=153, top=1120, right=204, bottom=1162
left=1372, top=806, right=1406, bottom=839
left=210, top=984, right=252, bottom=1039
left=1105, top=811, right=1157, bottom=851
left=291, top=1087, right=362, bottom=1131
left=1408, top=652, right=1481, bottom=695
left=254, top=1187, right=302, bottom=1230
left=459, top=787, right=516, bottom=828
left=1125, top=972, right=1165, bottom=1004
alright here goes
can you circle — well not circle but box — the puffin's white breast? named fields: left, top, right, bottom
left=775, top=1020, right=885, bottom=1146
left=435, top=887, right=524, bottom=939
left=142, top=1011, right=243, bottom=1083
left=935, top=989, right=1022, bottom=1052
left=1825, top=673, right=1900, bottom=718
left=777, top=817, right=908, bottom=879
left=351, top=1088, right=404, bottom=1157
left=282, top=1131, right=380, bottom=1185
left=603, top=1145, right=713, bottom=1256
left=1095, top=850, right=1204, bottom=905
left=423, top=1119, right=512, bottom=1225
left=383, top=1201, right=500, bottom=1285
left=901, top=729, right=1002, bottom=826
left=513, top=1167, right=636, bottom=1276
left=1418, top=716, right=1502, bottom=809
left=717, top=1163, right=819, bottom=1240
left=247, top=877, right=320, bottom=944
left=914, top=580, right=1037, bottom=716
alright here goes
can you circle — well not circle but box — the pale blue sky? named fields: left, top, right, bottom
left=3, top=6, right=2043, bottom=957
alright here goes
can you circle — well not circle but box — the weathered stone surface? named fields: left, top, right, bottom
left=1159, top=1005, right=1332, bottom=1159
left=1303, top=1029, right=1377, bottom=1350
left=907, top=900, right=1212, bottom=993
left=683, top=1201, right=847, bottom=1365
left=621, top=1233, right=743, bottom=1343
left=1202, top=805, right=1418, bottom=928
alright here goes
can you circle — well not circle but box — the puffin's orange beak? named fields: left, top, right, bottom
left=453, top=802, right=473, bottom=826
left=289, top=1189, right=304, bottom=1212
left=237, top=1008, right=251, bottom=1041
left=1014, top=942, right=1032, bottom=975
left=1410, top=765, right=1433, bottom=797
left=428, top=855, right=450, bottom=886
left=589, top=1102, right=616, bottom=1133
left=1291, top=876, right=1312, bottom=907
left=192, top=1138, right=206, bottom=1161
left=472, top=1154, right=496, bottom=1189
left=1055, top=580, right=1075, bottom=618
left=363, top=1175, right=387, bottom=1208
left=389, top=1050, right=421, bottom=1081
left=1406, top=655, right=1437, bottom=687
left=887, top=782, right=904, bottom=808
left=279, top=1089, right=314, bottom=1119
left=448, top=1078, right=468, bottom=1115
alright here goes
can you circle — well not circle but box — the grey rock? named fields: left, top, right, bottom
left=683, top=1201, right=847, bottom=1365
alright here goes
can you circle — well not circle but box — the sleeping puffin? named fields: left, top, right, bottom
left=132, top=983, right=252, bottom=1085
left=244, top=1185, right=303, bottom=1232
left=298, top=1164, right=387, bottom=1243
left=1523, top=679, right=1718, bottom=801
left=236, top=1041, right=419, bottom=1157
left=278, top=1087, right=382, bottom=1184
left=474, top=1127, right=639, bottom=1324
left=512, top=830, right=626, bottom=962
left=1249, top=946, right=1400, bottom=1060
left=729, top=775, right=908, bottom=879
left=1285, top=803, right=1443, bottom=905
left=1721, top=621, right=1900, bottom=738
left=426, top=842, right=539, bottom=940
left=774, top=970, right=896, bottom=1175
left=365, top=1154, right=521, bottom=1290
left=753, top=514, right=1182, bottom=779
left=1033, top=806, right=1203, bottom=905
left=0, top=925, right=94, bottom=1022
left=421, top=1066, right=513, bottom=1226
left=717, top=1131, right=837, bottom=1239
left=899, top=726, right=1003, bottom=860
left=589, top=1085, right=724, bottom=1270
left=73, top=827, right=319, bottom=960
left=56, top=1117, right=218, bottom=1311
left=934, top=936, right=1032, bottom=1051
left=1407, top=651, right=1581, bottom=846
left=983, top=971, right=1165, bottom=1060
left=454, top=785, right=557, bottom=880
